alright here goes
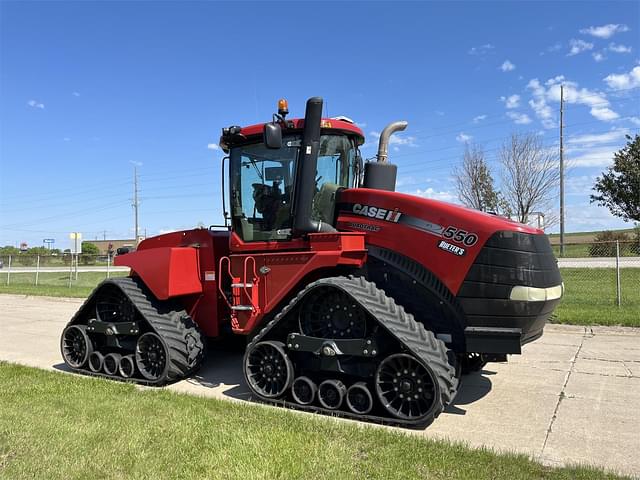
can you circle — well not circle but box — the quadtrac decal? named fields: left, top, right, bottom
left=348, top=222, right=381, bottom=232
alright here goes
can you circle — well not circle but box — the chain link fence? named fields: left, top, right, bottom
left=0, top=254, right=128, bottom=288
left=1, top=243, right=638, bottom=322
left=553, top=241, right=640, bottom=321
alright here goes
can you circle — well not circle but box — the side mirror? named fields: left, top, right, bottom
left=264, top=123, right=282, bottom=149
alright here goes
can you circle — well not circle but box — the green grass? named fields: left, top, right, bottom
left=553, top=268, right=640, bottom=327
left=0, top=271, right=127, bottom=298
left=0, top=363, right=627, bottom=480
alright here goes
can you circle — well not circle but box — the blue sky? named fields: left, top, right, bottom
left=1, top=1, right=638, bottom=250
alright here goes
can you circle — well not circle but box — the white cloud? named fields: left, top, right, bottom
left=592, top=52, right=606, bottom=62
left=527, top=79, right=555, bottom=128
left=547, top=43, right=562, bottom=53
left=500, top=60, right=516, bottom=72
left=603, top=65, right=640, bottom=90
left=456, top=132, right=472, bottom=143
left=500, top=94, right=520, bottom=109
left=506, top=111, right=532, bottom=124
left=580, top=24, right=629, bottom=39
left=355, top=122, right=367, bottom=128
left=63, top=137, right=71, bottom=142
left=207, top=143, right=220, bottom=151
left=412, top=188, right=457, bottom=203
left=568, top=146, right=620, bottom=167
left=369, top=131, right=417, bottom=147
left=567, top=128, right=628, bottom=147
left=468, top=43, right=494, bottom=55
left=27, top=99, right=44, bottom=109
left=473, top=114, right=487, bottom=123
left=527, top=76, right=619, bottom=125
left=567, top=39, right=594, bottom=56
left=629, top=116, right=640, bottom=126
left=608, top=43, right=632, bottom=53
left=72, top=91, right=80, bottom=97
left=590, top=107, right=620, bottom=121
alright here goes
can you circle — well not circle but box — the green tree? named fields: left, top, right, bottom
left=81, top=242, right=100, bottom=265
left=0, top=246, right=19, bottom=256
left=591, top=134, right=640, bottom=223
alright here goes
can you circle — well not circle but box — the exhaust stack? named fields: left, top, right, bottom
left=292, top=97, right=336, bottom=236
left=363, top=120, right=408, bottom=191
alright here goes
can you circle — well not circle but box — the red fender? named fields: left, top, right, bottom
left=114, top=247, right=202, bottom=300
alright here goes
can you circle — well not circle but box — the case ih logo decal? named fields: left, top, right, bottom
left=352, top=204, right=402, bottom=223
left=339, top=203, right=479, bottom=248
left=438, top=240, right=466, bottom=256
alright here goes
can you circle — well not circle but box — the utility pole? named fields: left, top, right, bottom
left=103, top=230, right=106, bottom=241
left=559, top=84, right=565, bottom=257
left=133, top=165, right=140, bottom=245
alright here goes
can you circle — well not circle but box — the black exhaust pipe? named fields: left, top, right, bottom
left=292, top=97, right=336, bottom=236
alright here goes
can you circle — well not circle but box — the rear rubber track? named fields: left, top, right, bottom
left=63, top=276, right=205, bottom=386
left=245, top=275, right=458, bottom=428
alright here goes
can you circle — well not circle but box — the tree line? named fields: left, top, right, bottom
left=453, top=133, right=639, bottom=229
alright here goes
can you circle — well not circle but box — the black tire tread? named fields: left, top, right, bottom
left=63, top=276, right=205, bottom=385
left=244, top=275, right=458, bottom=427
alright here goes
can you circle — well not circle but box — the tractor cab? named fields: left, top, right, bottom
left=220, top=99, right=364, bottom=244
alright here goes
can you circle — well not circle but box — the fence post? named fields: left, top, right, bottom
left=35, top=255, right=40, bottom=286
left=615, top=240, right=621, bottom=307
left=107, top=254, right=111, bottom=279
left=68, top=254, right=73, bottom=288
left=6, top=255, right=11, bottom=286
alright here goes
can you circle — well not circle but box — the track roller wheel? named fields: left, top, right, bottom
left=244, top=341, right=294, bottom=399
left=375, top=353, right=439, bottom=421
left=291, top=376, right=317, bottom=405
left=103, top=353, right=122, bottom=376
left=118, top=354, right=135, bottom=378
left=346, top=382, right=373, bottom=414
left=61, top=325, right=93, bottom=369
left=88, top=351, right=104, bottom=373
left=318, top=379, right=347, bottom=410
left=136, top=332, right=169, bottom=381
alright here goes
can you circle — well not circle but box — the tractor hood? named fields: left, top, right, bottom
left=336, top=188, right=543, bottom=294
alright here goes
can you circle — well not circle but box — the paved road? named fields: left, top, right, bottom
left=1, top=294, right=638, bottom=478
left=557, top=257, right=640, bottom=268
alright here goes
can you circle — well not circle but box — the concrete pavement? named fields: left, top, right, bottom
left=1, top=294, right=638, bottom=477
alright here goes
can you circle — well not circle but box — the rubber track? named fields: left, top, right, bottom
left=63, top=277, right=205, bottom=386
left=244, top=275, right=458, bottom=428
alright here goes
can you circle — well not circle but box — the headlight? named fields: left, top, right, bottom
left=510, top=283, right=563, bottom=302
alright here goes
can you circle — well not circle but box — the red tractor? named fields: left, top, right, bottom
left=61, top=97, right=563, bottom=428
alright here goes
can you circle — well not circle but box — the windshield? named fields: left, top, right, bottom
left=229, top=134, right=357, bottom=242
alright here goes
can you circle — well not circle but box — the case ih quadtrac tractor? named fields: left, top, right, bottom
left=61, top=97, right=562, bottom=428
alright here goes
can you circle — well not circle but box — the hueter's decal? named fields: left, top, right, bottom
left=438, top=240, right=466, bottom=256
left=352, top=204, right=402, bottom=223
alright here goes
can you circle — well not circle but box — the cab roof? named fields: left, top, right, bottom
left=220, top=118, right=365, bottom=152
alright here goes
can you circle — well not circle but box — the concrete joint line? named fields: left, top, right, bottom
left=540, top=328, right=587, bottom=457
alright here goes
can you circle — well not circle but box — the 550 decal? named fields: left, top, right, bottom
left=442, top=226, right=478, bottom=246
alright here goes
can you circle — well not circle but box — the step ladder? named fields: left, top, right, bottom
left=218, top=256, right=261, bottom=328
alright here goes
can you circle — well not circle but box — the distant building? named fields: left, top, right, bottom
left=90, top=239, right=137, bottom=255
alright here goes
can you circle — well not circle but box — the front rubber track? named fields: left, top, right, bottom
left=244, top=275, right=459, bottom=428
left=62, top=276, right=205, bottom=386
